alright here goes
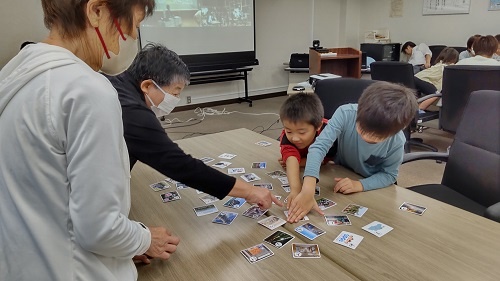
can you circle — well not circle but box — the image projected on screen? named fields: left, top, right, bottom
left=149, top=0, right=252, bottom=27
left=140, top=0, right=256, bottom=72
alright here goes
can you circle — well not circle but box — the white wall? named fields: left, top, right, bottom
left=1, top=0, right=497, bottom=106
left=184, top=0, right=345, bottom=106
left=0, top=0, right=48, bottom=67
left=359, top=0, right=499, bottom=47
left=0, top=0, right=347, bottom=106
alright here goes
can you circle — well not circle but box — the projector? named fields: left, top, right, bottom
left=309, top=73, right=341, bottom=86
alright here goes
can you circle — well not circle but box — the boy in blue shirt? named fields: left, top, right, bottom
left=286, top=82, right=418, bottom=222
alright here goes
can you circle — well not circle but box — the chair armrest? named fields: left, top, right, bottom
left=484, top=202, right=500, bottom=223
left=417, top=92, right=442, bottom=103
left=402, top=152, right=449, bottom=164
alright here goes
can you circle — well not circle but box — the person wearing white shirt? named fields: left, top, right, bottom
left=493, top=34, right=500, bottom=62
left=0, top=1, right=180, bottom=281
left=456, top=35, right=500, bottom=66
left=459, top=34, right=481, bottom=61
left=401, top=41, right=432, bottom=73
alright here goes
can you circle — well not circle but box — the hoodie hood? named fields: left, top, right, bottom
left=0, top=43, right=81, bottom=116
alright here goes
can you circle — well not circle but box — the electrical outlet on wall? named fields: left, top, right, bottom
left=186, top=96, right=191, bottom=104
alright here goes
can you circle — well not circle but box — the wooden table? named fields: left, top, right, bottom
left=130, top=128, right=500, bottom=281
left=129, top=128, right=358, bottom=281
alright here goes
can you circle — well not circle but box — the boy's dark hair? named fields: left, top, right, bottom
left=435, top=47, right=459, bottom=64
left=401, top=41, right=416, bottom=53
left=279, top=93, right=324, bottom=128
left=495, top=34, right=500, bottom=42
left=127, top=43, right=190, bottom=87
left=356, top=81, right=418, bottom=138
left=473, top=35, right=499, bottom=57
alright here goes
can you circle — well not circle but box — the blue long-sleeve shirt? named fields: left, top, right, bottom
left=304, top=104, right=405, bottom=191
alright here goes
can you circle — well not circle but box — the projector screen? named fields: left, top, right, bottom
left=139, top=0, right=257, bottom=72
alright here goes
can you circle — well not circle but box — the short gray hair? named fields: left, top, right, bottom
left=127, top=43, right=190, bottom=87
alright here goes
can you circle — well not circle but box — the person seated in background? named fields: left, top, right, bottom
left=415, top=47, right=459, bottom=111
left=277, top=93, right=336, bottom=215
left=493, top=34, right=500, bottom=62
left=456, top=35, right=500, bottom=65
left=105, top=44, right=281, bottom=250
left=286, top=82, right=418, bottom=222
left=401, top=41, right=432, bottom=73
left=459, top=34, right=481, bottom=61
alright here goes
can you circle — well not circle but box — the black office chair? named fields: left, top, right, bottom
left=440, top=65, right=500, bottom=134
left=428, top=45, right=447, bottom=65
left=402, top=90, right=500, bottom=222
left=314, top=78, right=376, bottom=119
left=449, top=46, right=467, bottom=54
left=370, top=61, right=439, bottom=153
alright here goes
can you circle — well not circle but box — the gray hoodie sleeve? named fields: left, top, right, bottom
left=55, top=73, right=151, bottom=258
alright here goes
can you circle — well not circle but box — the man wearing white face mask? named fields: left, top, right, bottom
left=106, top=45, right=282, bottom=258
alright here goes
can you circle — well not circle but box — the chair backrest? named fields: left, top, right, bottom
left=442, top=90, right=500, bottom=207
left=428, top=45, right=447, bottom=65
left=450, top=46, right=467, bottom=54
left=370, top=61, right=416, bottom=89
left=314, top=78, right=377, bottom=119
left=440, top=65, right=500, bottom=133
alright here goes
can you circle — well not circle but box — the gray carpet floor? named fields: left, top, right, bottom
left=163, top=95, right=453, bottom=188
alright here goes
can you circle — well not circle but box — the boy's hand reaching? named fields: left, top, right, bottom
left=278, top=157, right=286, bottom=168
left=334, top=178, right=363, bottom=194
left=286, top=191, right=324, bottom=223
left=286, top=191, right=299, bottom=210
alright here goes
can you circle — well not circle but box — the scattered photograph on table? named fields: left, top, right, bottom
left=278, top=177, right=289, bottom=185
left=266, top=170, right=287, bottom=179
left=283, top=197, right=288, bottom=204
left=251, top=162, right=267, bottom=169
left=176, top=182, right=189, bottom=189
left=325, top=215, right=351, bottom=226
left=228, top=167, right=245, bottom=175
left=240, top=243, right=274, bottom=264
left=315, top=185, right=320, bottom=196
left=212, top=161, right=232, bottom=169
left=193, top=204, right=218, bottom=216
left=195, top=189, right=204, bottom=194
left=255, top=140, right=272, bottom=147
left=242, top=205, right=267, bottom=219
left=272, top=195, right=282, bottom=204
left=199, top=157, right=214, bottom=164
left=218, top=153, right=237, bottom=159
left=316, top=198, right=336, bottom=210
left=333, top=231, right=364, bottom=249
left=284, top=210, right=309, bottom=221
left=399, top=202, right=427, bottom=216
left=253, top=183, right=273, bottom=190
left=160, top=191, right=181, bottom=203
left=200, top=194, right=219, bottom=204
left=264, top=230, right=294, bottom=249
left=165, top=177, right=179, bottom=185
left=212, top=211, right=238, bottom=225
left=342, top=204, right=368, bottom=217
left=294, top=223, right=325, bottom=240
left=240, top=173, right=261, bottom=182
left=282, top=184, right=291, bottom=193
left=258, top=215, right=286, bottom=230
left=223, top=197, right=246, bottom=209
left=362, top=221, right=394, bottom=237
left=292, top=243, right=321, bottom=258
left=149, top=180, right=170, bottom=191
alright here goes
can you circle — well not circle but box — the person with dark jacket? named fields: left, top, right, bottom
left=106, top=43, right=281, bottom=219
